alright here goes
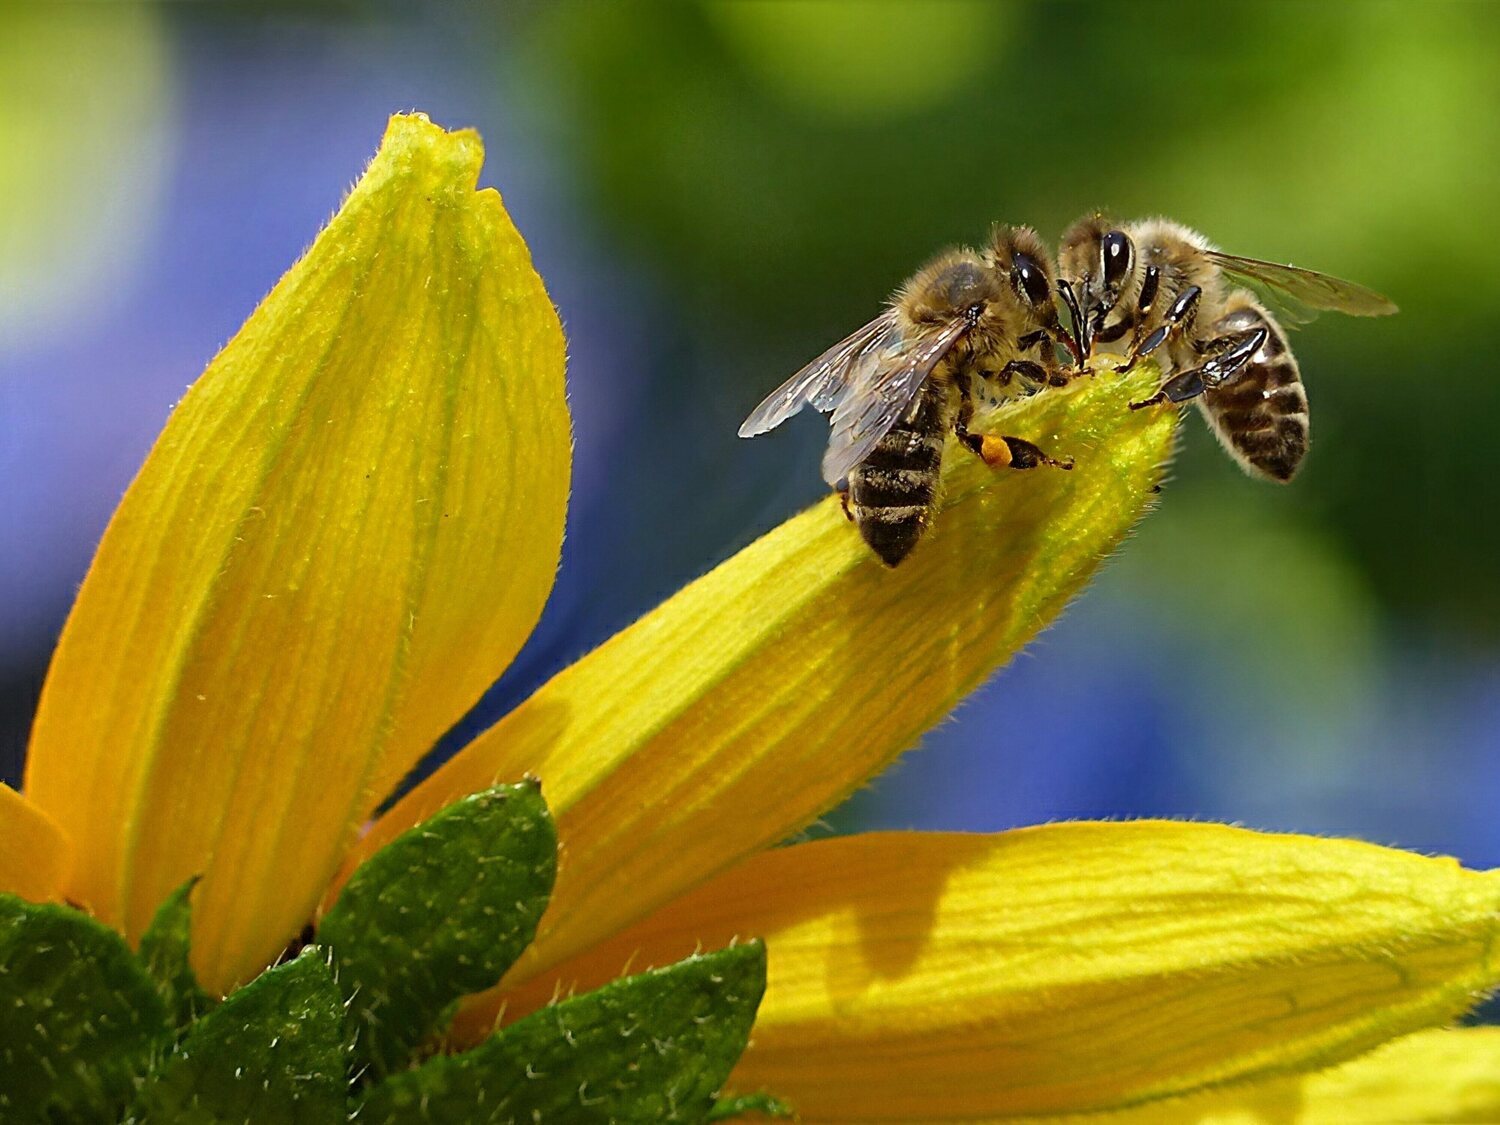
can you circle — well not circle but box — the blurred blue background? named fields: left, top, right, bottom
left=4, top=2, right=1499, bottom=868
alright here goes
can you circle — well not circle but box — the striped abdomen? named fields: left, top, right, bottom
left=1200, top=302, right=1309, bottom=482
left=848, top=379, right=951, bottom=567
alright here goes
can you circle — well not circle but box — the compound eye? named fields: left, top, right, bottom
left=1101, top=230, right=1133, bottom=286
left=1012, top=253, right=1051, bottom=306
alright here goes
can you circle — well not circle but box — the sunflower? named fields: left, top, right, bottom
left=4, top=114, right=1500, bottom=1122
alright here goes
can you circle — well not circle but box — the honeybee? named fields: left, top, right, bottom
left=1058, top=215, right=1397, bottom=481
left=739, top=226, right=1082, bottom=566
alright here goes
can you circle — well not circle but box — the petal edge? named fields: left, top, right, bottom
left=26, top=113, right=569, bottom=992
left=0, top=784, right=71, bottom=902
left=458, top=823, right=1500, bottom=1121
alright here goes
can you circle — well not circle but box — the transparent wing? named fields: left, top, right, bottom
left=1206, top=251, right=1399, bottom=317
left=737, top=311, right=902, bottom=438
left=820, top=317, right=969, bottom=486
left=1247, top=281, right=1320, bottom=330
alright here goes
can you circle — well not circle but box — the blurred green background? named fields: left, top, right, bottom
left=3, top=1, right=1498, bottom=865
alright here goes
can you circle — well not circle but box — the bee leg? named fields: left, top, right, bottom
left=954, top=369, right=1073, bottom=469
left=1117, top=280, right=1197, bottom=374
left=1023, top=333, right=1076, bottom=386
left=1117, top=265, right=1162, bottom=369
left=1090, top=281, right=1136, bottom=351
left=1129, top=327, right=1268, bottom=410
left=999, top=359, right=1056, bottom=387
left=837, top=486, right=854, bottom=521
left=1093, top=316, right=1133, bottom=347
left=961, top=432, right=1074, bottom=471
left=952, top=370, right=985, bottom=455
left=1091, top=278, right=1153, bottom=364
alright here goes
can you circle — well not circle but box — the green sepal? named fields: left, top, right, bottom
left=707, top=1092, right=796, bottom=1121
left=137, top=875, right=213, bottom=1031
left=359, top=940, right=768, bottom=1124
left=0, top=893, right=168, bottom=1123
left=319, top=781, right=557, bottom=1079
left=128, top=946, right=345, bottom=1124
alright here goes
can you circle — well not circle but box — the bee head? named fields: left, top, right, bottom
left=1099, top=230, right=1135, bottom=303
left=988, top=226, right=1052, bottom=306
left=991, top=224, right=1085, bottom=364
left=1058, top=214, right=1133, bottom=352
left=935, top=259, right=995, bottom=317
left=901, top=252, right=1003, bottom=326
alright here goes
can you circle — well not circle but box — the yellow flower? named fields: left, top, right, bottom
left=4, top=112, right=1500, bottom=1121
left=1056, top=1026, right=1500, bottom=1124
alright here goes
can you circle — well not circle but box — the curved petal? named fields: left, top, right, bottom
left=348, top=367, right=1176, bottom=985
left=24, top=114, right=569, bottom=992
left=1063, top=1027, right=1500, bottom=1124
left=459, top=823, right=1500, bottom=1121
left=0, top=784, right=71, bottom=902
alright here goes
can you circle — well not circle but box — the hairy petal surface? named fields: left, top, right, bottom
left=353, top=369, right=1175, bottom=994
left=25, top=114, right=569, bottom=992
left=0, top=784, right=70, bottom=902
left=468, top=823, right=1500, bottom=1121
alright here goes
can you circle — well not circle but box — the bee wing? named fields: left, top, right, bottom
left=737, top=311, right=903, bottom=438
left=820, top=317, right=969, bottom=486
left=1206, top=251, right=1399, bottom=317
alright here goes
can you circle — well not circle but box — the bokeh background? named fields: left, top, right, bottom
left=5, top=2, right=1499, bottom=871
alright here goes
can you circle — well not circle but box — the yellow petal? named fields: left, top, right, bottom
left=0, top=783, right=71, bottom=902
left=351, top=367, right=1174, bottom=988
left=24, top=113, right=569, bottom=992
left=461, top=823, right=1500, bottom=1121
left=1079, top=1027, right=1500, bottom=1124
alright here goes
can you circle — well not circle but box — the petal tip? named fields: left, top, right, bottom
left=378, top=112, right=485, bottom=193
left=0, top=784, right=74, bottom=903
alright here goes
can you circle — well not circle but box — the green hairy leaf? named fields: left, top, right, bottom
left=319, top=781, right=558, bottom=1078
left=0, top=894, right=167, bottom=1122
left=360, top=941, right=768, bottom=1124
left=129, top=947, right=345, bottom=1124
left=138, top=876, right=213, bottom=1032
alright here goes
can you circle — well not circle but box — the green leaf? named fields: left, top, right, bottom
left=360, top=941, right=768, bottom=1124
left=319, top=781, right=557, bottom=1078
left=138, top=876, right=213, bottom=1031
left=130, top=946, right=345, bottom=1124
left=707, top=1091, right=795, bottom=1120
left=0, top=893, right=167, bottom=1122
